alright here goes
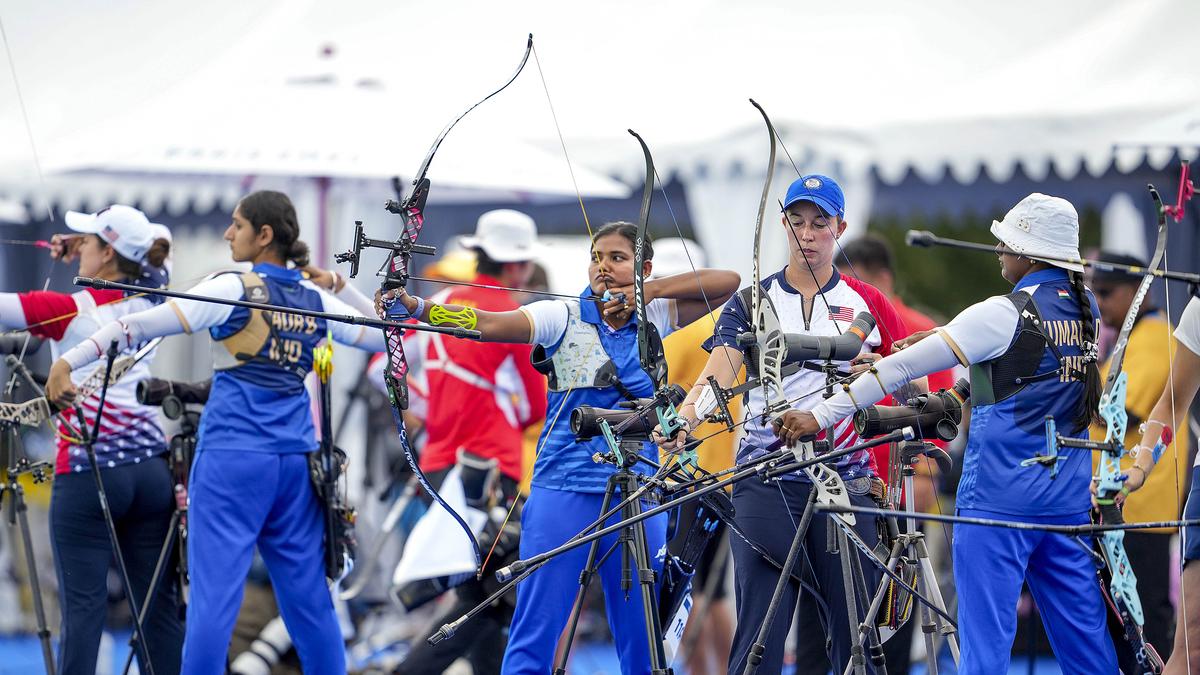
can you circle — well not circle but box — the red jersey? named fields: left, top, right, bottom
left=412, top=275, right=547, bottom=480
left=869, top=295, right=957, bottom=486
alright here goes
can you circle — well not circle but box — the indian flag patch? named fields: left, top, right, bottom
left=1057, top=289, right=1070, bottom=299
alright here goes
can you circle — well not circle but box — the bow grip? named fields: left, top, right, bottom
left=1096, top=498, right=1125, bottom=527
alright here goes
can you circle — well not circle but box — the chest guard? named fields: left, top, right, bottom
left=531, top=301, right=619, bottom=392
left=969, top=291, right=1081, bottom=405
left=211, top=272, right=272, bottom=371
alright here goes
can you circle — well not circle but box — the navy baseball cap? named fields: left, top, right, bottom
left=783, top=174, right=845, bottom=217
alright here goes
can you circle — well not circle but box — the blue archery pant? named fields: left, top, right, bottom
left=51, top=456, right=184, bottom=675
left=1184, top=466, right=1200, bottom=561
left=502, top=484, right=668, bottom=675
left=727, top=477, right=883, bottom=675
left=954, top=509, right=1117, bottom=675
left=182, top=450, right=343, bottom=674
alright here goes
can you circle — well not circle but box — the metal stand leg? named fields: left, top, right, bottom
left=553, top=474, right=618, bottom=674
left=742, top=487, right=818, bottom=675
left=4, top=476, right=56, bottom=674
left=836, top=525, right=868, bottom=675
left=616, top=470, right=670, bottom=675
left=120, top=507, right=182, bottom=675
left=843, top=469, right=960, bottom=675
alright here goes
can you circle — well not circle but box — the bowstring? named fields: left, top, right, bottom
left=480, top=40, right=604, bottom=572
left=1159, top=171, right=1190, bottom=672
left=774, top=125, right=958, bottom=608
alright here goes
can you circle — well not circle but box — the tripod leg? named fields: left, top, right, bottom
left=836, top=524, right=867, bottom=675
left=742, top=486, right=818, bottom=675
left=121, top=508, right=181, bottom=675
left=620, top=473, right=670, bottom=675
left=13, top=485, right=56, bottom=675
left=915, top=539, right=959, bottom=665
left=854, top=539, right=905, bottom=647
left=911, top=552, right=940, bottom=675
left=845, top=530, right=886, bottom=675
left=552, top=476, right=618, bottom=674
left=83, top=453, right=156, bottom=675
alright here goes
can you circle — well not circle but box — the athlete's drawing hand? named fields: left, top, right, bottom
left=601, top=285, right=638, bottom=321
left=46, top=359, right=78, bottom=408
left=303, top=265, right=345, bottom=293
left=49, top=234, right=82, bottom=263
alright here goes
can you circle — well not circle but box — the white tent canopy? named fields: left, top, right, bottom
left=3, top=0, right=1199, bottom=278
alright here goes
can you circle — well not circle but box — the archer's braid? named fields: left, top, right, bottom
left=1070, top=271, right=1102, bottom=429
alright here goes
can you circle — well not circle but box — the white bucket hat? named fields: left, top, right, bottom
left=989, top=193, right=1084, bottom=273
left=459, top=209, right=543, bottom=263
left=64, top=204, right=158, bottom=263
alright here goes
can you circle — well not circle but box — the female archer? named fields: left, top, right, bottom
left=784, top=193, right=1119, bottom=674
left=656, top=174, right=909, bottom=675
left=46, top=190, right=384, bottom=674
left=0, top=205, right=183, bottom=675
left=379, top=220, right=739, bottom=675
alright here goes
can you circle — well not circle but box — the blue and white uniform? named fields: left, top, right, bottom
left=62, top=263, right=384, bottom=675
left=501, top=289, right=676, bottom=675
left=812, top=267, right=1117, bottom=675
left=708, top=268, right=904, bottom=675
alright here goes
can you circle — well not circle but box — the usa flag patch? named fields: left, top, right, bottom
left=101, top=224, right=120, bottom=242
left=827, top=304, right=855, bottom=322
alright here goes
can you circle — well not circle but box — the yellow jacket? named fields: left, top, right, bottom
left=1090, top=312, right=1190, bottom=531
left=663, top=310, right=743, bottom=474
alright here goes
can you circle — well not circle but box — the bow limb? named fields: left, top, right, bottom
left=370, top=36, right=535, bottom=575
left=1157, top=160, right=1194, bottom=675
left=1089, top=182, right=1173, bottom=672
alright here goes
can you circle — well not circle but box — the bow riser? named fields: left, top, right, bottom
left=335, top=37, right=536, bottom=575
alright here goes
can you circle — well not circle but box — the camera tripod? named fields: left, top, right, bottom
left=0, top=380, right=56, bottom=674
left=117, top=393, right=196, bottom=675
left=740, top=436, right=886, bottom=675
left=553, top=440, right=671, bottom=674
left=847, top=440, right=959, bottom=675
left=429, top=429, right=911, bottom=675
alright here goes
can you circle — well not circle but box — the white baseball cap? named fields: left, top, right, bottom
left=64, top=205, right=158, bottom=263
left=989, top=193, right=1084, bottom=273
left=650, top=237, right=707, bottom=278
left=459, top=209, right=542, bottom=263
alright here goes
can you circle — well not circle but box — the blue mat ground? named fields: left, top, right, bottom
left=0, top=633, right=1066, bottom=675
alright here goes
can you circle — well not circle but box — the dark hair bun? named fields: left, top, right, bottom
left=145, top=238, right=171, bottom=268
left=287, top=240, right=310, bottom=268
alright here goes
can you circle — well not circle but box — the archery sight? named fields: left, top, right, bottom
left=334, top=218, right=436, bottom=284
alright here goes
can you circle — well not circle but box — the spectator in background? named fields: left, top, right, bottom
left=1087, top=251, right=1189, bottom=669
left=656, top=237, right=737, bottom=675
left=0, top=205, right=184, bottom=675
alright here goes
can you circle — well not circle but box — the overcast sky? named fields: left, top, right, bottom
left=2, top=0, right=1197, bottom=178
